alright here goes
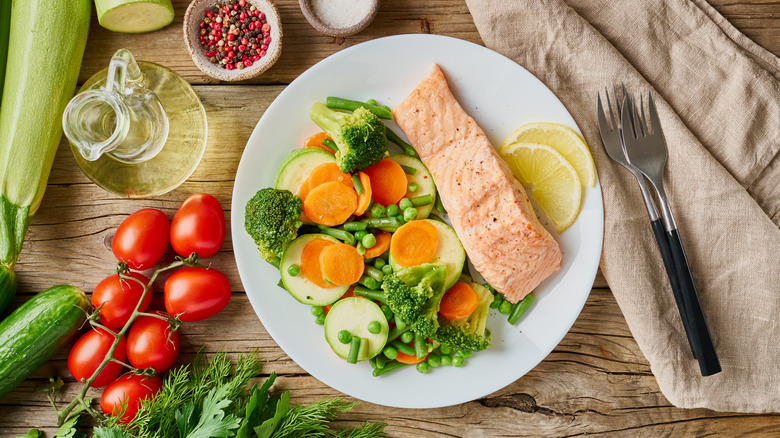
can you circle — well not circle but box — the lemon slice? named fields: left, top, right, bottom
left=500, top=122, right=596, bottom=187
left=500, top=142, right=582, bottom=232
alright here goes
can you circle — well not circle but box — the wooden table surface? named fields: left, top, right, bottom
left=1, top=1, right=779, bottom=436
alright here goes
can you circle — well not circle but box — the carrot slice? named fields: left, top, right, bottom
left=300, top=238, right=337, bottom=288
left=297, top=179, right=311, bottom=201
left=439, top=281, right=480, bottom=321
left=354, top=172, right=372, bottom=216
left=307, top=162, right=352, bottom=190
left=363, top=232, right=391, bottom=259
left=303, top=181, right=358, bottom=226
left=304, top=132, right=335, bottom=155
left=363, top=158, right=407, bottom=206
left=320, top=243, right=365, bottom=285
left=390, top=221, right=439, bottom=267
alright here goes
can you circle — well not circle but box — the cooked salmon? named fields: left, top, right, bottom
left=392, top=64, right=561, bottom=303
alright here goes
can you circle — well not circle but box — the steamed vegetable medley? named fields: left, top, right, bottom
left=245, top=97, right=531, bottom=375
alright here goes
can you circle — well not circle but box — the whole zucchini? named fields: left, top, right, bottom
left=0, top=0, right=91, bottom=313
left=0, top=285, right=89, bottom=399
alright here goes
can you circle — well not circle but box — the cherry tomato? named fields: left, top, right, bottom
left=170, top=193, right=225, bottom=259
left=91, top=272, right=151, bottom=329
left=127, top=312, right=179, bottom=373
left=112, top=208, right=170, bottom=270
left=100, top=373, right=162, bottom=422
left=164, top=267, right=230, bottom=322
left=68, top=327, right=127, bottom=388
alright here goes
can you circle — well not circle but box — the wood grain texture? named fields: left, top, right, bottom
left=2, top=0, right=779, bottom=436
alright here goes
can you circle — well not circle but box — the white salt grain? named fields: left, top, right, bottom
left=310, top=0, right=372, bottom=29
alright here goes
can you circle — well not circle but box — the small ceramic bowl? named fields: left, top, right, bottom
left=184, top=0, right=282, bottom=81
left=299, top=0, right=379, bottom=37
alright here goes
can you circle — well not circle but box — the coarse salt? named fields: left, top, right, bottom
left=310, top=0, right=372, bottom=29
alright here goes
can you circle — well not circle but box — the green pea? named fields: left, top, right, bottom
left=338, top=329, right=352, bottom=344
left=287, top=264, right=300, bottom=276
left=458, top=349, right=472, bottom=358
left=315, top=314, right=326, bottom=325
left=407, top=182, right=419, bottom=193
left=452, top=355, right=464, bottom=367
left=311, top=305, right=324, bottom=317
left=427, top=354, right=441, bottom=368
left=441, top=355, right=452, bottom=366
left=383, top=346, right=398, bottom=360
left=362, top=233, right=377, bottom=249
left=356, top=243, right=366, bottom=255
left=374, top=258, right=386, bottom=269
left=403, top=207, right=418, bottom=222
left=386, top=204, right=399, bottom=216
left=399, top=198, right=413, bottom=210
left=498, top=300, right=512, bottom=315
left=382, top=264, right=393, bottom=275
left=400, top=331, right=414, bottom=344
left=490, top=294, right=503, bottom=309
left=367, top=320, right=382, bottom=334
left=355, top=230, right=369, bottom=240
left=371, top=203, right=386, bottom=218
left=416, top=361, right=430, bottom=373
left=439, top=344, right=452, bottom=356
left=381, top=304, right=393, bottom=321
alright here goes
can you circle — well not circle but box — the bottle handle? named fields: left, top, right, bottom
left=105, top=49, right=143, bottom=95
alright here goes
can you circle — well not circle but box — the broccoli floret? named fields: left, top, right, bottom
left=309, top=102, right=388, bottom=173
left=433, top=283, right=494, bottom=352
left=381, top=263, right=448, bottom=337
left=244, top=188, right=302, bottom=263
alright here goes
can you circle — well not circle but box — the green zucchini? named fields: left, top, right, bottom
left=0, top=0, right=91, bottom=311
left=0, top=0, right=11, bottom=103
left=0, top=285, right=89, bottom=399
left=95, top=0, right=175, bottom=34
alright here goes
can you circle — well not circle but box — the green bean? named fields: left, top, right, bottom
left=354, top=285, right=386, bottom=302
left=387, top=325, right=409, bottom=342
left=399, top=198, right=413, bottom=211
left=373, top=258, right=386, bottom=269
left=344, top=221, right=367, bottom=231
left=416, top=362, right=430, bottom=373
left=386, top=127, right=416, bottom=156
left=380, top=304, right=393, bottom=321
left=358, top=275, right=380, bottom=290
left=414, top=332, right=427, bottom=359
left=270, top=257, right=281, bottom=268
left=321, top=138, right=338, bottom=153
left=411, top=194, right=433, bottom=207
left=383, top=345, right=398, bottom=360
left=326, top=96, right=393, bottom=119
left=361, top=233, right=377, bottom=249
left=370, top=203, right=386, bottom=218
left=367, top=320, right=382, bottom=334
left=347, top=336, right=362, bottom=364
left=427, top=354, right=441, bottom=368
left=399, top=164, right=418, bottom=175
left=366, top=99, right=378, bottom=106
left=508, top=294, right=535, bottom=325
left=498, top=300, right=512, bottom=315
left=400, top=331, right=414, bottom=344
left=372, top=360, right=407, bottom=377
left=287, top=264, right=300, bottom=277
left=352, top=173, right=364, bottom=195
left=317, top=225, right=356, bottom=245
left=403, top=207, right=418, bottom=222
left=434, top=194, right=446, bottom=214
left=385, top=204, right=399, bottom=217
left=382, top=264, right=393, bottom=275
left=338, top=329, right=352, bottom=344
left=393, top=314, right=407, bottom=330
left=375, top=354, right=386, bottom=369
left=311, top=306, right=324, bottom=317
left=369, top=357, right=377, bottom=369
left=364, top=265, right=384, bottom=282
left=390, top=340, right=416, bottom=356
left=407, top=182, right=419, bottom=193
left=315, top=314, right=326, bottom=325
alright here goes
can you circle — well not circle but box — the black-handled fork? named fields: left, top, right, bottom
left=620, top=92, right=721, bottom=376
left=596, top=87, right=698, bottom=360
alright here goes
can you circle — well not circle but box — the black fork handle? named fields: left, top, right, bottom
left=650, top=219, right=697, bottom=359
left=667, top=229, right=721, bottom=376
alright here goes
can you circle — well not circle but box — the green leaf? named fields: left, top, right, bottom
left=179, top=387, right=242, bottom=438
left=16, top=430, right=42, bottom=438
left=92, top=426, right=133, bottom=438
left=236, top=373, right=277, bottom=438
left=54, top=409, right=88, bottom=438
left=254, top=391, right=289, bottom=438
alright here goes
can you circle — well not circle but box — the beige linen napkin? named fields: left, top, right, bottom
left=464, top=0, right=780, bottom=412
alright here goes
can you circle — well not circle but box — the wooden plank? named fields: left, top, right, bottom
left=2, top=290, right=778, bottom=436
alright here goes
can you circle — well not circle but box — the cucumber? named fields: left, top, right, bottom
left=0, top=265, right=15, bottom=315
left=280, top=234, right=349, bottom=306
left=96, top=0, right=174, bottom=33
left=389, top=154, right=436, bottom=219
left=390, top=219, right=465, bottom=289
left=0, top=285, right=89, bottom=399
left=274, top=148, right=336, bottom=195
left=324, top=297, right=388, bottom=362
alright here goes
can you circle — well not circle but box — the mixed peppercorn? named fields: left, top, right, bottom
left=198, top=0, right=272, bottom=70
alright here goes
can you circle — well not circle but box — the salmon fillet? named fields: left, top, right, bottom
left=392, top=64, right=561, bottom=303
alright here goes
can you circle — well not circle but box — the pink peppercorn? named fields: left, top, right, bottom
left=261, top=23, right=270, bottom=32
left=244, top=59, right=253, bottom=67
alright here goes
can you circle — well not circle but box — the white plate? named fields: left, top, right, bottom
left=231, top=34, right=603, bottom=409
